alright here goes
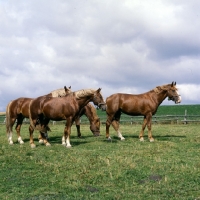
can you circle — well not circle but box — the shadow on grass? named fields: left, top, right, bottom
left=124, top=134, right=186, bottom=139
left=21, top=136, right=92, bottom=146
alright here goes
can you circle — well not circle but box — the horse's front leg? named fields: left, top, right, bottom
left=38, top=124, right=51, bottom=144
left=112, top=120, right=125, bottom=140
left=106, top=116, right=112, bottom=140
left=62, top=119, right=72, bottom=147
left=146, top=115, right=154, bottom=142
left=75, top=118, right=81, bottom=138
left=139, top=117, right=147, bottom=141
left=29, top=124, right=36, bottom=148
left=39, top=131, right=51, bottom=146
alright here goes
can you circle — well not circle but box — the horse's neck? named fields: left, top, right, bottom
left=77, top=96, right=93, bottom=110
left=84, top=104, right=97, bottom=122
left=152, top=90, right=168, bottom=106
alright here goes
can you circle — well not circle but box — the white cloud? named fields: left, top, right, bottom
left=0, top=0, right=200, bottom=111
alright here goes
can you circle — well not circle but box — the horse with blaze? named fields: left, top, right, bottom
left=105, top=82, right=181, bottom=142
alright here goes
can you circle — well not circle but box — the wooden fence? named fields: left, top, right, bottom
left=1, top=111, right=200, bottom=125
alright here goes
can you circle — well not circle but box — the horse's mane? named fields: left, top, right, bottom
left=153, top=84, right=177, bottom=94
left=50, top=88, right=70, bottom=97
left=74, top=89, right=97, bottom=99
left=87, top=103, right=97, bottom=117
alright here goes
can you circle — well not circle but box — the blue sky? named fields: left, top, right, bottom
left=0, top=0, right=200, bottom=111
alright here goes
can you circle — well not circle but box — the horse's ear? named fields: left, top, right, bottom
left=69, top=86, right=71, bottom=89
left=64, top=86, right=66, bottom=90
left=97, top=88, right=101, bottom=93
left=174, top=82, right=176, bottom=86
left=171, top=82, right=174, bottom=87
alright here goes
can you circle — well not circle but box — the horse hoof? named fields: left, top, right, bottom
left=20, top=141, right=24, bottom=144
left=45, top=143, right=51, bottom=146
left=31, top=144, right=36, bottom=148
left=38, top=139, right=44, bottom=144
left=120, top=137, right=125, bottom=140
left=62, top=143, right=66, bottom=146
left=107, top=137, right=112, bottom=141
left=149, top=138, right=154, bottom=142
left=66, top=145, right=72, bottom=148
left=139, top=137, right=144, bottom=142
left=9, top=141, right=14, bottom=145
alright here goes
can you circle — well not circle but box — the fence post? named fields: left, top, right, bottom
left=184, top=110, right=187, bottom=124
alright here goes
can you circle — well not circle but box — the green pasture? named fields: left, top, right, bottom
left=96, top=104, right=200, bottom=118
left=0, top=122, right=199, bottom=199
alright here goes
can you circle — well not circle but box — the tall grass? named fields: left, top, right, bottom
left=0, top=123, right=199, bottom=199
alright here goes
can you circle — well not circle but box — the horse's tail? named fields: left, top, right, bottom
left=29, top=99, right=36, bottom=130
left=6, top=101, right=13, bottom=135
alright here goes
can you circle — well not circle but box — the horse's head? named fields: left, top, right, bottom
left=90, top=118, right=100, bottom=136
left=51, top=86, right=72, bottom=97
left=92, top=88, right=106, bottom=110
left=64, top=86, right=72, bottom=95
left=167, top=82, right=181, bottom=104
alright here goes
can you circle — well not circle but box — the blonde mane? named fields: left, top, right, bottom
left=153, top=84, right=177, bottom=94
left=74, top=89, right=97, bottom=99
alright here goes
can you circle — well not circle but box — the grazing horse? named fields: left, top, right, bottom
left=6, top=86, right=72, bottom=144
left=29, top=88, right=106, bottom=148
left=106, top=82, right=181, bottom=142
left=75, top=103, right=100, bottom=137
left=38, top=103, right=101, bottom=143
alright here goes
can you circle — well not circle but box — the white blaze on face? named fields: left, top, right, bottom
left=176, top=90, right=181, bottom=103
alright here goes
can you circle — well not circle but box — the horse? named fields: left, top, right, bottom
left=105, top=82, right=181, bottom=142
left=29, top=88, right=106, bottom=148
left=37, top=102, right=101, bottom=143
left=6, top=86, right=72, bottom=145
left=75, top=103, right=100, bottom=137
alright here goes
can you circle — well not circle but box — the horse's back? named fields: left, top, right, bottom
left=106, top=93, right=130, bottom=113
left=106, top=93, right=153, bottom=116
left=7, top=97, right=32, bottom=117
left=30, top=95, right=76, bottom=120
left=106, top=93, right=138, bottom=106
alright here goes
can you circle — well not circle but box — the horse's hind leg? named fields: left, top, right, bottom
left=106, top=115, right=112, bottom=140
left=111, top=111, right=124, bottom=140
left=6, top=118, right=16, bottom=145
left=15, top=115, right=24, bottom=144
left=112, top=120, right=125, bottom=140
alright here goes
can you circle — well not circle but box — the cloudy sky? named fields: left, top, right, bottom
left=0, top=0, right=200, bottom=111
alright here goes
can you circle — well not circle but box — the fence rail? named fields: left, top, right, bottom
left=1, top=113, right=200, bottom=125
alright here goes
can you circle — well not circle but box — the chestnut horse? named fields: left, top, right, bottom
left=75, top=103, right=100, bottom=137
left=106, top=82, right=181, bottom=142
left=29, top=88, right=106, bottom=148
left=38, top=103, right=100, bottom=143
left=6, top=86, right=72, bottom=144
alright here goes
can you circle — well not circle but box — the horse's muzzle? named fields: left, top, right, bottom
left=168, top=95, right=181, bottom=104
left=98, top=103, right=107, bottom=111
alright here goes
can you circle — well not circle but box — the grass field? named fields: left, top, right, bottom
left=0, top=123, right=199, bottom=199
